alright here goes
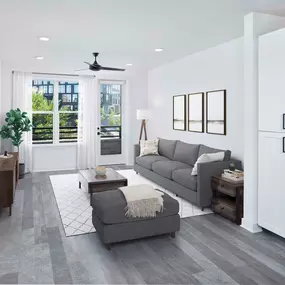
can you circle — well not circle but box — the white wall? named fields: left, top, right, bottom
left=0, top=63, right=148, bottom=170
left=33, top=144, right=77, bottom=172
left=148, top=38, right=244, bottom=160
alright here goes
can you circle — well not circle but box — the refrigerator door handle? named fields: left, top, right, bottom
left=283, top=137, right=285, bottom=153
left=283, top=114, right=285, bottom=129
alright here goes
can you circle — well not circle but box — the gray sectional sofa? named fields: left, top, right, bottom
left=134, top=138, right=241, bottom=210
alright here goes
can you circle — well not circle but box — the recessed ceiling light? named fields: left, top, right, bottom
left=155, top=48, right=164, bottom=52
left=126, top=63, right=133, bottom=66
left=35, top=56, right=44, bottom=60
left=39, top=36, right=50, bottom=41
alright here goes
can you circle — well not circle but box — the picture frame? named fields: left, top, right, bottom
left=173, top=95, right=186, bottom=131
left=188, top=92, right=204, bottom=133
left=206, top=89, right=226, bottom=135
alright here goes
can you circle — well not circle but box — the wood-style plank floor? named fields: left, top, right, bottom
left=0, top=169, right=285, bottom=284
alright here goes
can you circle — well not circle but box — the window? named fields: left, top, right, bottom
left=72, top=94, right=78, bottom=103
left=59, top=84, right=65, bottom=93
left=66, top=85, right=72, bottom=93
left=32, top=80, right=79, bottom=144
left=62, top=94, right=71, bottom=103
left=100, top=83, right=122, bottom=155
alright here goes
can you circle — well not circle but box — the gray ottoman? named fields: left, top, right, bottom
left=91, top=189, right=180, bottom=248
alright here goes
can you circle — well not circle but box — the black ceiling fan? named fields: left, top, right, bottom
left=76, top=53, right=125, bottom=72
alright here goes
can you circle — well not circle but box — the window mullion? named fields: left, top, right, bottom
left=54, top=82, right=59, bottom=144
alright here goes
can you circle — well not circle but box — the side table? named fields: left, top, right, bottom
left=0, top=153, right=19, bottom=216
left=211, top=175, right=244, bottom=225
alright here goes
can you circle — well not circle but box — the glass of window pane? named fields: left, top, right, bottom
left=66, top=85, right=72, bottom=93
left=32, top=114, right=53, bottom=144
left=32, top=80, right=54, bottom=111
left=100, top=84, right=121, bottom=127
left=58, top=82, right=79, bottom=111
left=59, top=113, right=78, bottom=142
left=100, top=84, right=122, bottom=155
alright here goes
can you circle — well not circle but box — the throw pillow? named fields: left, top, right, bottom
left=191, top=152, right=225, bottom=175
left=140, top=139, right=159, bottom=157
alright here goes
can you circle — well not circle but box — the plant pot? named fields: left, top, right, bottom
left=19, top=163, right=25, bottom=179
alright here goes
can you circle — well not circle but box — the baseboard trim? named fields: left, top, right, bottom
left=33, top=167, right=77, bottom=173
left=241, top=218, right=263, bottom=233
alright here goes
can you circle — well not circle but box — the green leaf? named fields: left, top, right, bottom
left=15, top=111, right=22, bottom=119
left=8, top=117, right=15, bottom=124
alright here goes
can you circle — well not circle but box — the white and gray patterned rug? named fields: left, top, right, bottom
left=50, top=169, right=212, bottom=237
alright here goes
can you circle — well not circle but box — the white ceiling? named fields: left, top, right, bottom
left=1, top=0, right=285, bottom=75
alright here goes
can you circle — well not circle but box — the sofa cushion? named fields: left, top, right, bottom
left=152, top=160, right=190, bottom=179
left=136, top=155, right=170, bottom=170
left=198, top=144, right=231, bottom=161
left=172, top=168, right=197, bottom=191
left=91, top=190, right=179, bottom=224
left=139, top=139, right=159, bottom=157
left=173, top=141, right=200, bottom=166
left=158, top=138, right=177, bottom=160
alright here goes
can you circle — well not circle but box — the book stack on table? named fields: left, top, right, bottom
left=221, top=169, right=244, bottom=182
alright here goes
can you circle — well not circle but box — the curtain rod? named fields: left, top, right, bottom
left=12, top=71, right=95, bottom=78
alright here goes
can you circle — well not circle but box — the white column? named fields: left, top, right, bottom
left=242, top=13, right=261, bottom=233
left=242, top=13, right=285, bottom=233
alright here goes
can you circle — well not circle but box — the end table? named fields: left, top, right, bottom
left=211, top=175, right=244, bottom=225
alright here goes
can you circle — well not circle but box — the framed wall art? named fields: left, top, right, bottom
left=188, top=92, right=204, bottom=133
left=206, top=89, right=226, bottom=135
left=173, top=95, right=186, bottom=131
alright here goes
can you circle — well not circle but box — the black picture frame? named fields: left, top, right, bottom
left=188, top=92, right=204, bottom=133
left=173, top=95, right=186, bottom=131
left=206, top=89, right=227, bottom=135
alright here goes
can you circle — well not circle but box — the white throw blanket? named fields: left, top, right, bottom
left=119, top=184, right=164, bottom=218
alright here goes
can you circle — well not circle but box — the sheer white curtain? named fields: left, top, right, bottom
left=12, top=71, right=33, bottom=172
left=77, top=76, right=97, bottom=169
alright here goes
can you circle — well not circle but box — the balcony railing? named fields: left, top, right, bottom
left=32, top=126, right=78, bottom=144
left=100, top=125, right=121, bottom=139
left=32, top=126, right=121, bottom=152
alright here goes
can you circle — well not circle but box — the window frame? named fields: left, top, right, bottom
left=32, top=79, right=79, bottom=145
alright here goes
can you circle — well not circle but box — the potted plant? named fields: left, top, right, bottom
left=0, top=108, right=33, bottom=178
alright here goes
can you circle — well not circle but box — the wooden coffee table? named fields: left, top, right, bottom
left=78, top=168, right=128, bottom=204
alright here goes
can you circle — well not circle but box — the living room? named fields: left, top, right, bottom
left=1, top=1, right=285, bottom=284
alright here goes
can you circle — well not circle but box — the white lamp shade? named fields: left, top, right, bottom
left=137, top=109, right=149, bottom=120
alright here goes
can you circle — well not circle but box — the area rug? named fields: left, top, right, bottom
left=50, top=169, right=212, bottom=237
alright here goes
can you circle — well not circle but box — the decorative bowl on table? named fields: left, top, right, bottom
left=95, top=166, right=107, bottom=177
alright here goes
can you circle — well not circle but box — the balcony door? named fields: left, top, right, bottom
left=96, top=81, right=125, bottom=165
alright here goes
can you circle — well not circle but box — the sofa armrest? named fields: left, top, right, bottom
left=196, top=160, right=242, bottom=208
left=134, top=144, right=140, bottom=164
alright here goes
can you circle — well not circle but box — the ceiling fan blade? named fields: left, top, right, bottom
left=84, top=61, right=94, bottom=66
left=101, top=66, right=125, bottom=71
left=74, top=68, right=89, bottom=72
